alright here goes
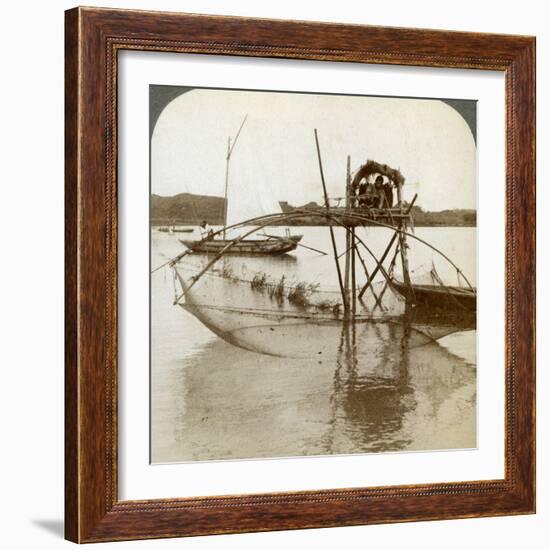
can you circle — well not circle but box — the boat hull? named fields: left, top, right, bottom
left=391, top=280, right=476, bottom=312
left=180, top=235, right=303, bottom=255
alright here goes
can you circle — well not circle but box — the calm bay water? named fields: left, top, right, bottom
left=151, top=226, right=476, bottom=463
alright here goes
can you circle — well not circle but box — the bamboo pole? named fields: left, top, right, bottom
left=262, top=233, right=327, bottom=255
left=346, top=155, right=357, bottom=318
left=358, top=232, right=397, bottom=298
left=357, top=194, right=418, bottom=298
left=375, top=241, right=401, bottom=308
left=343, top=157, right=352, bottom=319
left=398, top=223, right=414, bottom=301
left=175, top=216, right=292, bottom=300
left=355, top=246, right=384, bottom=309
left=164, top=206, right=474, bottom=290
left=396, top=181, right=415, bottom=302
left=222, top=136, right=231, bottom=239
left=314, top=129, right=348, bottom=314
left=337, top=244, right=355, bottom=259
left=351, top=227, right=357, bottom=317
left=173, top=209, right=383, bottom=304
left=326, top=205, right=473, bottom=291
left=222, top=115, right=248, bottom=239
left=151, top=248, right=193, bottom=274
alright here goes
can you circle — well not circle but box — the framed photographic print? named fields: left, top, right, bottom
left=65, top=6, right=536, bottom=543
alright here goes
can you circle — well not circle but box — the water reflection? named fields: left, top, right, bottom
left=152, top=318, right=475, bottom=462
left=151, top=227, right=477, bottom=463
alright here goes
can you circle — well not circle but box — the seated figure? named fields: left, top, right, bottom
left=384, top=181, right=394, bottom=208
left=358, top=178, right=368, bottom=207
left=374, top=175, right=385, bottom=208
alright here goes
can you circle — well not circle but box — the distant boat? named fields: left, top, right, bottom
left=390, top=279, right=476, bottom=311
left=179, top=234, right=303, bottom=255
left=157, top=226, right=194, bottom=233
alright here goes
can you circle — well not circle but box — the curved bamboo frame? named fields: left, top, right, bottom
left=168, top=209, right=475, bottom=295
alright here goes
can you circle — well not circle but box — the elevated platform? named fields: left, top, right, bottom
left=288, top=206, right=412, bottom=227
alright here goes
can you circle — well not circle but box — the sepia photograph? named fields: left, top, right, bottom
left=150, top=85, right=477, bottom=464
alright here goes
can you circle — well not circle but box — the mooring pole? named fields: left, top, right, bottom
left=351, top=227, right=357, bottom=316
left=358, top=232, right=398, bottom=299
left=375, top=241, right=401, bottom=309
left=357, top=193, right=418, bottom=299
left=314, top=129, right=348, bottom=315
left=347, top=156, right=357, bottom=317
left=355, top=246, right=384, bottom=309
left=396, top=181, right=415, bottom=303
left=343, top=156, right=352, bottom=319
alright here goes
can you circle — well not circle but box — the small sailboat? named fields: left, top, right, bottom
left=180, top=115, right=303, bottom=256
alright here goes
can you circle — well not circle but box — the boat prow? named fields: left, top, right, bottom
left=390, top=278, right=477, bottom=312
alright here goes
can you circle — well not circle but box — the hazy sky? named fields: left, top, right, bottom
left=151, top=88, right=476, bottom=219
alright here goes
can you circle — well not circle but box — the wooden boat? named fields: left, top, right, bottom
left=391, top=279, right=476, bottom=311
left=173, top=116, right=302, bottom=256
left=179, top=234, right=303, bottom=255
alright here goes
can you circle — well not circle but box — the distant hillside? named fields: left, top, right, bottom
left=151, top=193, right=476, bottom=227
left=151, top=193, right=225, bottom=225
left=279, top=201, right=476, bottom=227
left=408, top=205, right=476, bottom=227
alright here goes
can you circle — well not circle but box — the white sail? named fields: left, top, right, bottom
left=226, top=173, right=282, bottom=228
left=223, top=115, right=283, bottom=230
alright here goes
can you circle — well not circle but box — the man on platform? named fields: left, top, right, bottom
left=384, top=180, right=394, bottom=208
left=374, top=175, right=386, bottom=208
left=199, top=220, right=214, bottom=240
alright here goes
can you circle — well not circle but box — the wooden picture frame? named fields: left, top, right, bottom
left=65, top=6, right=536, bottom=543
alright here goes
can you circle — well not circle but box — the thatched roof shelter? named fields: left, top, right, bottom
left=351, top=160, right=405, bottom=188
